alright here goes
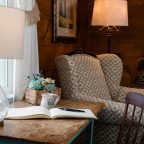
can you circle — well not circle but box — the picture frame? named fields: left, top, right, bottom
left=52, top=0, right=77, bottom=43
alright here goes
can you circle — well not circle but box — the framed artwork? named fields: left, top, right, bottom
left=52, top=0, right=77, bottom=43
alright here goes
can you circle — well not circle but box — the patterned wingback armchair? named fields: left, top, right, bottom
left=55, top=54, right=144, bottom=144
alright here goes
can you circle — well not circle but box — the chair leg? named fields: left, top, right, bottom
left=117, top=104, right=129, bottom=144
left=132, top=109, right=143, bottom=144
left=140, top=127, right=144, bottom=144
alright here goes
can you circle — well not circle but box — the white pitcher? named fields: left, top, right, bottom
left=40, top=93, right=60, bottom=109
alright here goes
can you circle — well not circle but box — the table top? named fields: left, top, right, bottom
left=0, top=99, right=105, bottom=144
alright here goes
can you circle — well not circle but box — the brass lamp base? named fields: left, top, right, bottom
left=0, top=120, right=4, bottom=127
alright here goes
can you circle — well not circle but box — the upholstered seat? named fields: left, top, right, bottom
left=56, top=54, right=144, bottom=144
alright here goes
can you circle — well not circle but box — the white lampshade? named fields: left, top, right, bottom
left=91, top=0, right=128, bottom=26
left=0, top=7, right=25, bottom=59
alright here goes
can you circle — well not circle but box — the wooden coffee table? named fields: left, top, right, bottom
left=0, top=100, right=105, bottom=144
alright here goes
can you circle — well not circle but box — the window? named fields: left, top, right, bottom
left=0, top=59, right=14, bottom=96
left=0, top=0, right=7, bottom=6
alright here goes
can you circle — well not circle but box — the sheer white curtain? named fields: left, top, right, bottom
left=14, top=0, right=39, bottom=100
left=14, top=24, right=39, bottom=100
left=7, top=0, right=35, bottom=11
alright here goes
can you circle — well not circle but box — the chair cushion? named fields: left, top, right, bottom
left=56, top=54, right=111, bottom=101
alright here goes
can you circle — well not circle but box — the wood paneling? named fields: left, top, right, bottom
left=37, top=0, right=144, bottom=87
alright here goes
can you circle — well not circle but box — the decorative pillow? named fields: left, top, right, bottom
left=56, top=54, right=111, bottom=101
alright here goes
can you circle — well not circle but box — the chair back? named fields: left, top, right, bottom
left=117, top=92, right=144, bottom=144
left=56, top=54, right=111, bottom=101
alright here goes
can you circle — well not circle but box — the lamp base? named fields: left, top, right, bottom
left=0, top=120, right=4, bottom=127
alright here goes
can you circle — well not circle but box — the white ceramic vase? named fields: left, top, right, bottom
left=40, top=93, right=60, bottom=109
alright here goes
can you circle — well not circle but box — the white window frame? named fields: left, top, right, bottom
left=0, top=59, right=14, bottom=96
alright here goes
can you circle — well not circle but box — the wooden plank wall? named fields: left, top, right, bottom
left=37, top=0, right=144, bottom=87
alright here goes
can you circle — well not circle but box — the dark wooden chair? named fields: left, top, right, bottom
left=117, top=92, right=144, bottom=144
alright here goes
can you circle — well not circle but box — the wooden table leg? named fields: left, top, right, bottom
left=87, top=119, right=94, bottom=144
left=67, top=119, right=94, bottom=144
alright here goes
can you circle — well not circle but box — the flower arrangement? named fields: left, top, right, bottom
left=41, top=78, right=55, bottom=92
left=28, top=73, right=56, bottom=92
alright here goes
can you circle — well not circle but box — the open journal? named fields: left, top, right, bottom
left=6, top=106, right=97, bottom=119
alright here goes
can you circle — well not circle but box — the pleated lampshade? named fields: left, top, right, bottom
left=0, top=7, right=25, bottom=59
left=91, top=0, right=128, bottom=26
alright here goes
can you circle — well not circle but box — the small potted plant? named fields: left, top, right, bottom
left=28, top=73, right=56, bottom=92
left=25, top=73, right=61, bottom=105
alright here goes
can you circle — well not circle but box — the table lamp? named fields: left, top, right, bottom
left=91, top=0, right=128, bottom=53
left=0, top=7, right=25, bottom=126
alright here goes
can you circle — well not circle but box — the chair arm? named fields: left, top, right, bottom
left=118, top=86, right=144, bottom=103
left=97, top=99, right=125, bottom=124
left=97, top=99, right=144, bottom=125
